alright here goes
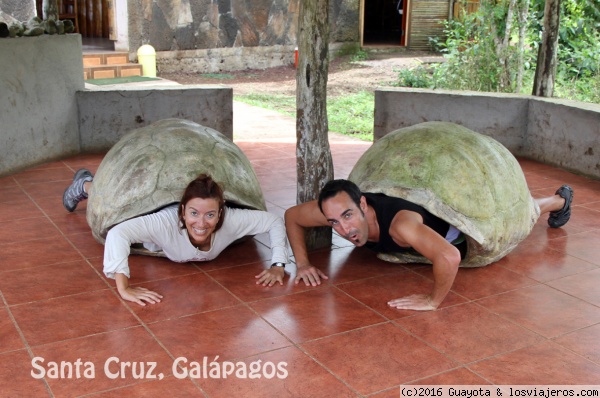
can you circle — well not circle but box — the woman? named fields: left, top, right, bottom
left=63, top=170, right=290, bottom=306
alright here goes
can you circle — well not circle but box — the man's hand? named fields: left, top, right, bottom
left=294, top=264, right=329, bottom=286
left=119, top=286, right=163, bottom=306
left=387, top=294, right=437, bottom=311
left=255, top=267, right=285, bottom=287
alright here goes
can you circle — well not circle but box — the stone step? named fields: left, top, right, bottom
left=83, top=52, right=131, bottom=67
left=84, top=64, right=143, bottom=80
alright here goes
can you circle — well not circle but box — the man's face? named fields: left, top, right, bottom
left=321, top=191, right=369, bottom=246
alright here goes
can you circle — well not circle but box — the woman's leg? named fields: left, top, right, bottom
left=63, top=169, right=94, bottom=212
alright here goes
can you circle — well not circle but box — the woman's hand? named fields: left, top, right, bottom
left=120, top=286, right=163, bottom=306
left=115, top=273, right=163, bottom=306
left=255, top=266, right=285, bottom=287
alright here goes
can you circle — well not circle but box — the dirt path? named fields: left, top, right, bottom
left=160, top=50, right=441, bottom=97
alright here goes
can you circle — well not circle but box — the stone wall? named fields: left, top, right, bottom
left=374, top=88, right=600, bottom=179
left=0, top=34, right=235, bottom=177
left=77, top=85, right=233, bottom=152
left=127, top=0, right=359, bottom=73
left=0, top=0, right=35, bottom=23
left=0, top=34, right=84, bottom=177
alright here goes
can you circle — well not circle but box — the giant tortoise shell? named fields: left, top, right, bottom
left=87, top=118, right=266, bottom=244
left=348, top=121, right=539, bottom=267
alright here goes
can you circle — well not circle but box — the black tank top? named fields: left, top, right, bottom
left=363, top=192, right=450, bottom=253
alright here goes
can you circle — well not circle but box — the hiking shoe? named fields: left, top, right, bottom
left=548, top=184, right=573, bottom=228
left=63, top=169, right=93, bottom=212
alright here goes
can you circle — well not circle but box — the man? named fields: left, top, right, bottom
left=284, top=179, right=573, bottom=311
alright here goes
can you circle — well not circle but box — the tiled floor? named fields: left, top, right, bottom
left=1, top=106, right=600, bottom=397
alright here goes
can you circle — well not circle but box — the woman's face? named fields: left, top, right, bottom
left=182, top=197, right=221, bottom=250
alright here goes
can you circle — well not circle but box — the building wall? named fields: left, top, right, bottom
left=127, top=0, right=360, bottom=73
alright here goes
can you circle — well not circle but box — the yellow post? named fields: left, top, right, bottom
left=136, top=45, right=156, bottom=77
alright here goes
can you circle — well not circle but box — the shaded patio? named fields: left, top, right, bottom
left=1, top=103, right=600, bottom=397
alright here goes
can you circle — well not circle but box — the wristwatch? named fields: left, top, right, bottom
left=271, top=262, right=285, bottom=268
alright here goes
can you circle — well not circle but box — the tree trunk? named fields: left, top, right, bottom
left=43, top=0, right=58, bottom=20
left=532, top=0, right=561, bottom=97
left=516, top=0, right=531, bottom=93
left=295, top=0, right=334, bottom=250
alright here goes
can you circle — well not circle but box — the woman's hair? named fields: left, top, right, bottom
left=178, top=173, right=226, bottom=231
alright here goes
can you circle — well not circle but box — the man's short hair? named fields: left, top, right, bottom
left=318, top=179, right=362, bottom=212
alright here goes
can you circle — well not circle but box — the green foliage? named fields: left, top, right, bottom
left=530, top=0, right=600, bottom=78
left=419, top=0, right=599, bottom=103
left=427, top=13, right=513, bottom=92
left=235, top=91, right=374, bottom=141
left=394, top=67, right=432, bottom=88
left=351, top=50, right=369, bottom=62
left=327, top=91, right=374, bottom=141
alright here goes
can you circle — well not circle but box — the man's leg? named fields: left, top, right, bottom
left=534, top=185, right=573, bottom=228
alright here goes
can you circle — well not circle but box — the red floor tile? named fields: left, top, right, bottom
left=406, top=367, right=491, bottom=385
left=551, top=230, right=600, bottom=266
left=0, top=236, right=83, bottom=271
left=11, top=290, right=139, bottom=346
left=395, top=303, right=544, bottom=364
left=0, top=307, right=24, bottom=353
left=0, top=217, right=61, bottom=245
left=24, top=180, right=88, bottom=216
left=207, top=260, right=313, bottom=302
left=0, top=260, right=107, bottom=305
left=127, top=273, right=241, bottom=323
left=1, top=121, right=599, bottom=394
left=468, top=341, right=600, bottom=384
left=553, top=323, right=600, bottom=365
left=477, top=284, right=600, bottom=338
left=0, top=200, right=43, bottom=223
left=31, top=327, right=174, bottom=397
left=302, top=246, right=407, bottom=286
left=198, top=346, right=358, bottom=398
left=337, top=271, right=467, bottom=320
left=13, top=166, right=74, bottom=186
left=0, top=350, right=50, bottom=397
left=149, top=306, right=291, bottom=362
left=192, top=238, right=274, bottom=271
left=0, top=175, right=17, bottom=190
left=495, top=240, right=597, bottom=282
left=66, top=232, right=105, bottom=258
left=418, top=261, right=537, bottom=301
left=301, top=323, right=457, bottom=396
left=546, top=268, right=600, bottom=306
left=0, top=186, right=28, bottom=203
left=89, top=376, right=203, bottom=397
left=250, top=286, right=386, bottom=343
left=91, top=254, right=202, bottom=285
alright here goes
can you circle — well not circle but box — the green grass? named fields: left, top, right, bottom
left=235, top=91, right=374, bottom=141
left=199, top=73, right=236, bottom=80
left=235, top=94, right=296, bottom=117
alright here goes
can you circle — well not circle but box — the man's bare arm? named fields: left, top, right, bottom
left=284, top=200, right=331, bottom=286
left=387, top=211, right=461, bottom=310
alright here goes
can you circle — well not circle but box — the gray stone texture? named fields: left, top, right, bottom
left=0, top=35, right=234, bottom=177
left=77, top=86, right=233, bottom=152
left=0, top=34, right=84, bottom=176
left=374, top=88, right=600, bottom=179
left=127, top=0, right=359, bottom=73
left=0, top=0, right=35, bottom=23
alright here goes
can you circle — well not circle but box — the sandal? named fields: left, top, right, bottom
left=548, top=185, right=573, bottom=228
